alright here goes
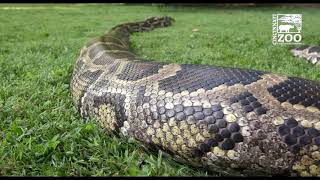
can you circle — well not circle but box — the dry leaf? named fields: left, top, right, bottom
left=192, top=28, right=199, bottom=32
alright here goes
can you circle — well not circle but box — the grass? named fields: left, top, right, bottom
left=0, top=3, right=319, bottom=176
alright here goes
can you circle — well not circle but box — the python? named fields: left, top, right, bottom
left=70, top=16, right=320, bottom=176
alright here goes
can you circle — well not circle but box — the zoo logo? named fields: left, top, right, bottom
left=272, top=14, right=302, bottom=45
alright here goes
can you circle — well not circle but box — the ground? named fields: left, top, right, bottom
left=0, top=4, right=319, bottom=176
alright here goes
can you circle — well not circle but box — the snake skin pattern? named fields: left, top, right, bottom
left=291, top=45, right=320, bottom=65
left=70, top=16, right=320, bottom=176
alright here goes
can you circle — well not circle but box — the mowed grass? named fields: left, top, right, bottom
left=0, top=3, right=319, bottom=176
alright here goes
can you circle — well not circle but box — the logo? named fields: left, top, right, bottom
left=272, top=14, right=302, bottom=45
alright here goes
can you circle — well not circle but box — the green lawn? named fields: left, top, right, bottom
left=0, top=4, right=319, bottom=176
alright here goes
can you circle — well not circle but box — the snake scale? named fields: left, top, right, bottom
left=70, top=16, right=320, bottom=176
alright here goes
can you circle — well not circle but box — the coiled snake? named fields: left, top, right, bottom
left=70, top=16, right=320, bottom=176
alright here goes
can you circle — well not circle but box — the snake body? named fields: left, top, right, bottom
left=291, top=45, right=320, bottom=65
left=70, top=16, right=320, bottom=176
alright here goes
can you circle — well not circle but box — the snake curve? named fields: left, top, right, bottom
left=291, top=45, right=320, bottom=65
left=70, top=16, right=320, bottom=176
